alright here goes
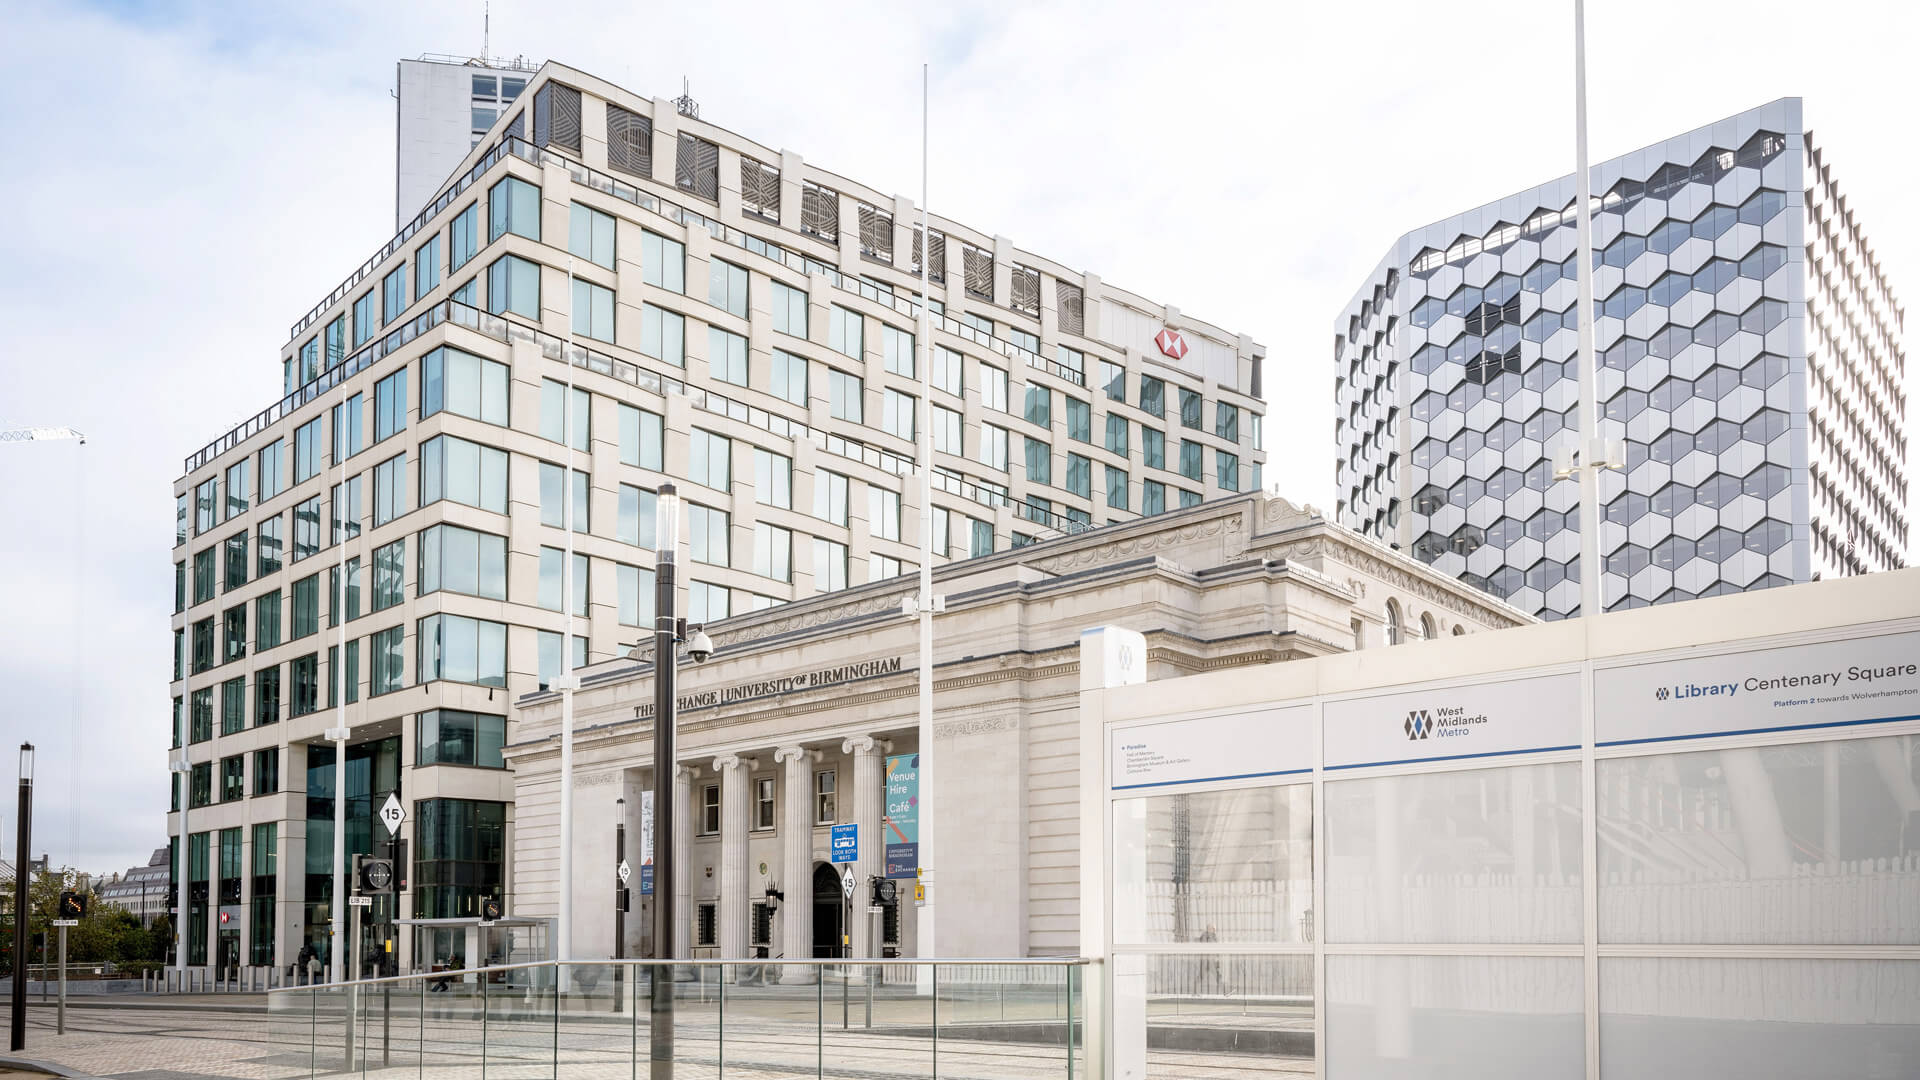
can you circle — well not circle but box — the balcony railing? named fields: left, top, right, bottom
left=266, top=958, right=1083, bottom=1079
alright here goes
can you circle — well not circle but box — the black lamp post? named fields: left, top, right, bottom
left=649, top=484, right=681, bottom=1080
left=10, top=742, right=34, bottom=1052
left=613, top=795, right=625, bottom=1012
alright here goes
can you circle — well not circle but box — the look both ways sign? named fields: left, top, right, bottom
left=884, top=754, right=919, bottom=879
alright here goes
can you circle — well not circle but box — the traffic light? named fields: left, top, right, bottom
left=57, top=891, right=86, bottom=919
left=615, top=887, right=631, bottom=913
left=354, top=855, right=395, bottom=895
left=390, top=838, right=409, bottom=892
left=480, top=896, right=503, bottom=923
left=869, top=877, right=898, bottom=908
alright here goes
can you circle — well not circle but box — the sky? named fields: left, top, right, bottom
left=1, top=0, right=1913, bottom=876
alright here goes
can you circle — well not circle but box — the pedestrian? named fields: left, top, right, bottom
left=1197, top=924, right=1222, bottom=993
left=294, top=942, right=313, bottom=986
left=306, top=945, right=324, bottom=985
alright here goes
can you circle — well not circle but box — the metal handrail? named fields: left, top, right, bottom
left=267, top=955, right=1092, bottom=996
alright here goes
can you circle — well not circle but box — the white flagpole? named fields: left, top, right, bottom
left=915, top=61, right=937, bottom=973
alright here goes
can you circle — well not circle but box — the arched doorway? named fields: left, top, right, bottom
left=811, top=863, right=844, bottom=958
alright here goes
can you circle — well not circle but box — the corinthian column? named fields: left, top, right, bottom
left=843, top=736, right=883, bottom=957
left=673, top=765, right=694, bottom=960
left=775, top=745, right=816, bottom=982
left=714, top=754, right=753, bottom=962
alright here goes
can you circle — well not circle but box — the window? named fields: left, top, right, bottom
left=700, top=785, right=721, bottom=835
left=254, top=665, right=279, bottom=727
left=1144, top=428, right=1166, bottom=470
left=373, top=453, right=406, bottom=526
left=933, top=405, right=963, bottom=455
left=257, top=439, right=284, bottom=501
left=452, top=278, right=476, bottom=305
left=617, top=484, right=656, bottom=547
left=641, top=303, right=685, bottom=365
left=1106, top=466, right=1129, bottom=510
left=382, top=263, right=408, bottom=325
left=815, top=770, right=837, bottom=824
left=689, top=505, right=730, bottom=566
left=709, top=326, right=747, bottom=386
left=1179, top=488, right=1202, bottom=508
left=1024, top=385, right=1051, bottom=428
left=869, top=553, right=903, bottom=582
left=189, top=762, right=212, bottom=808
left=827, top=368, right=867, bottom=423
left=175, top=561, right=186, bottom=614
left=254, top=515, right=281, bottom=577
left=328, top=558, right=361, bottom=626
left=422, top=346, right=509, bottom=426
left=220, top=676, right=245, bottom=733
left=194, top=478, right=218, bottom=535
left=189, top=685, right=213, bottom=740
left=293, top=417, right=322, bottom=483
left=572, top=279, right=615, bottom=341
left=709, top=259, right=748, bottom=318
left=688, top=581, right=729, bottom=623
left=1216, top=402, right=1240, bottom=442
left=293, top=496, right=321, bottom=560
left=882, top=325, right=914, bottom=377
left=291, top=574, right=319, bottom=639
left=330, top=477, right=361, bottom=544
left=538, top=547, right=589, bottom=614
left=539, top=463, right=591, bottom=531
left=451, top=202, right=479, bottom=269
left=222, top=605, right=247, bottom=663
left=754, top=777, right=776, bottom=830
left=1066, top=397, right=1092, bottom=442
left=814, top=470, right=849, bottom=525
left=931, top=505, right=951, bottom=557
left=253, top=748, right=279, bottom=795
left=1180, top=439, right=1204, bottom=481
left=224, top=533, right=248, bottom=591
left=221, top=755, right=245, bottom=802
left=676, top=133, right=720, bottom=200
left=618, top=405, right=664, bottom=469
left=754, top=449, right=792, bottom=508
left=696, top=903, right=718, bottom=946
left=978, top=423, right=1009, bottom=471
left=1066, top=453, right=1092, bottom=499
left=869, top=487, right=902, bottom=541
left=295, top=338, right=317, bottom=389
left=641, top=231, right=685, bottom=292
left=418, top=613, right=508, bottom=687
left=1180, top=388, right=1203, bottom=429
left=828, top=305, right=864, bottom=360
left=415, top=235, right=441, bottom=298
left=618, top=563, right=655, bottom=627
left=540, top=379, right=591, bottom=450
left=813, top=539, right=848, bottom=592
left=1143, top=479, right=1166, bottom=516
left=487, top=254, right=540, bottom=318
left=770, top=350, right=808, bottom=406
left=324, top=315, right=346, bottom=369
left=420, top=435, right=509, bottom=515
left=372, top=538, right=405, bottom=611
left=1140, top=376, right=1166, bottom=418
left=488, top=176, right=540, bottom=242
left=420, top=525, right=503, bottom=600
left=753, top=523, right=792, bottom=581
left=1217, top=450, right=1241, bottom=492
left=254, top=591, right=282, bottom=651
left=1008, top=327, right=1040, bottom=354
left=224, top=459, right=250, bottom=519
left=1025, top=437, right=1053, bottom=485
left=933, top=346, right=963, bottom=396
left=353, top=291, right=375, bottom=347
left=771, top=281, right=807, bottom=337
left=689, top=429, right=731, bottom=491
left=328, top=640, right=360, bottom=707
left=370, top=626, right=405, bottom=695
left=1100, top=360, right=1126, bottom=402
left=883, top=388, right=916, bottom=441
left=970, top=518, right=994, bottom=557
left=981, top=364, right=1009, bottom=412
left=418, top=710, right=507, bottom=768
left=290, top=654, right=318, bottom=716
left=962, top=311, right=994, bottom=336
left=568, top=203, right=615, bottom=269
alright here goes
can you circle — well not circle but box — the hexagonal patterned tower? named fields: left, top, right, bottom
left=1336, top=98, right=1907, bottom=618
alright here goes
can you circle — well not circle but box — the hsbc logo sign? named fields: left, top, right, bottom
left=1154, top=328, right=1188, bottom=360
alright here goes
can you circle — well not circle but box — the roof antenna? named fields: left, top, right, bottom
left=675, top=77, right=699, bottom=119
left=482, top=1, right=490, bottom=64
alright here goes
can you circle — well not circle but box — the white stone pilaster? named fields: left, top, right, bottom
left=775, top=745, right=815, bottom=981
left=714, top=754, right=752, bottom=961
left=673, top=765, right=694, bottom=959
left=844, top=736, right=883, bottom=957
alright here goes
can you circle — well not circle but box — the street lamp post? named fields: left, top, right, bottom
left=614, top=796, right=626, bottom=1013
left=10, top=743, right=34, bottom=1052
left=649, top=484, right=682, bottom=1080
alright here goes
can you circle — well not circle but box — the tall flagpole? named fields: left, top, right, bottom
left=915, top=61, right=937, bottom=970
left=557, top=256, right=579, bottom=989
left=326, top=359, right=354, bottom=984
left=1572, top=0, right=1602, bottom=620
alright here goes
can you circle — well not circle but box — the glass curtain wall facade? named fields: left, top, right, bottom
left=1334, top=98, right=1906, bottom=619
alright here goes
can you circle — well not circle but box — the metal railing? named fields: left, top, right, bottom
left=267, top=957, right=1083, bottom=1079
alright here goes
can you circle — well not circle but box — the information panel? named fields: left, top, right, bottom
left=1322, top=671, right=1581, bottom=769
left=1109, top=705, right=1313, bottom=790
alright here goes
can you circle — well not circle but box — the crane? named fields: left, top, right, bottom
left=0, top=426, right=86, bottom=444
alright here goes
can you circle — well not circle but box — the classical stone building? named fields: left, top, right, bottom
left=505, top=493, right=1531, bottom=966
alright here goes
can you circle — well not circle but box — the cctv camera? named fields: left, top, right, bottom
left=685, top=626, right=714, bottom=664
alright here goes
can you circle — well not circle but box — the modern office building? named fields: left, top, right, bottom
left=168, top=60, right=1267, bottom=977
left=502, top=492, right=1529, bottom=972
left=1335, top=98, right=1908, bottom=618
left=97, top=848, right=172, bottom=926
left=395, top=54, right=541, bottom=228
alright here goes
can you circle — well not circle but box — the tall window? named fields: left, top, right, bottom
left=422, top=347, right=509, bottom=426
left=370, top=626, right=404, bottom=695
left=970, top=518, right=994, bottom=557
left=815, top=770, right=837, bottom=824
left=193, top=548, right=215, bottom=604
left=1066, top=397, right=1092, bottom=443
left=883, top=388, right=916, bottom=441
left=829, top=370, right=864, bottom=423
left=1180, top=388, right=1203, bottom=429
left=1217, top=450, right=1240, bottom=492
left=256, top=515, right=282, bottom=576
left=1106, top=466, right=1129, bottom=510
left=1025, top=437, right=1053, bottom=486
left=812, top=539, right=848, bottom=593
left=194, top=478, right=218, bottom=535
left=752, top=523, right=792, bottom=582
left=754, top=449, right=792, bottom=508
left=328, top=558, right=361, bottom=626
left=487, top=254, right=540, bottom=318
left=224, top=533, right=248, bottom=591
left=689, top=429, right=730, bottom=491
left=537, top=547, right=589, bottom=614
left=353, top=291, right=375, bottom=347
left=618, top=564, right=655, bottom=627
left=539, top=380, right=591, bottom=449
left=1100, top=360, right=1126, bottom=402
left=619, top=405, right=663, bottom=470
left=291, top=575, right=319, bottom=639
left=709, top=326, right=748, bottom=386
left=641, top=303, right=685, bottom=365
left=254, top=590, right=282, bottom=651
left=933, top=346, right=963, bottom=396
left=617, top=484, right=656, bottom=547
left=418, top=232, right=444, bottom=295
left=330, top=476, right=361, bottom=544
left=1216, top=402, right=1240, bottom=441
left=382, top=263, right=408, bottom=325
left=1106, top=415, right=1130, bottom=456
left=771, top=350, right=808, bottom=406
left=1066, top=453, right=1092, bottom=499
left=1025, top=385, right=1051, bottom=428
left=290, top=654, right=318, bottom=716
left=1180, top=439, right=1204, bottom=481
left=1143, top=479, right=1167, bottom=516
left=572, top=279, right=615, bottom=342
left=755, top=777, right=776, bottom=830
left=641, top=231, right=685, bottom=292
left=224, top=459, right=250, bottom=519
left=253, top=749, right=280, bottom=794
left=325, top=315, right=346, bottom=369
left=1144, top=428, right=1166, bottom=470
left=568, top=203, right=616, bottom=269
left=220, top=676, right=245, bottom=734
left=420, top=435, right=509, bottom=515
left=933, top=405, right=963, bottom=455
left=771, top=281, right=807, bottom=337
left=488, top=176, right=540, bottom=242
left=420, top=525, right=502, bottom=600
left=882, top=325, right=913, bottom=376
left=981, top=364, right=1009, bottom=412
left=372, top=454, right=405, bottom=525
left=688, top=582, right=729, bottom=623
left=709, top=260, right=748, bottom=318
left=293, top=496, right=321, bottom=560
left=689, top=505, right=730, bottom=566
left=538, top=463, right=591, bottom=531
left=294, top=417, right=322, bottom=483
left=978, top=423, right=1009, bottom=471
left=258, top=439, right=284, bottom=501
left=451, top=203, right=479, bottom=269
left=869, top=487, right=901, bottom=541
left=332, top=393, right=364, bottom=462
left=814, top=470, right=849, bottom=525
left=373, top=538, right=405, bottom=611
left=1140, top=376, right=1165, bottom=418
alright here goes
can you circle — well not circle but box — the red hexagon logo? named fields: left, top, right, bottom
left=1154, top=328, right=1188, bottom=360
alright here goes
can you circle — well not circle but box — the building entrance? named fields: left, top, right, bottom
left=811, top=863, right=844, bottom=957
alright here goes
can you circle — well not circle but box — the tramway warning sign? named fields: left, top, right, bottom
left=830, top=823, right=858, bottom=863
left=379, top=792, right=406, bottom=835
left=841, top=867, right=857, bottom=900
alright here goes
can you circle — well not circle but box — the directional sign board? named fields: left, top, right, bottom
left=379, top=792, right=406, bottom=836
left=618, top=860, right=632, bottom=883
left=52, top=919, right=78, bottom=928
left=348, top=895, right=373, bottom=907
left=830, top=823, right=858, bottom=864
left=841, top=866, right=857, bottom=900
